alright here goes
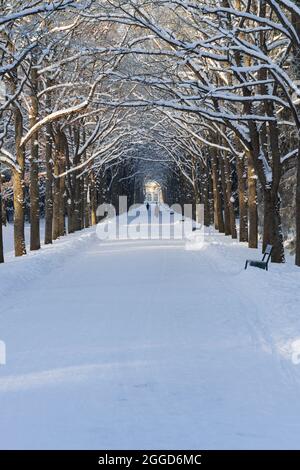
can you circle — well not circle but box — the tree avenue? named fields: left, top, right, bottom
left=1, top=0, right=300, bottom=265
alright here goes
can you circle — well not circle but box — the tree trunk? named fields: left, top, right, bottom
left=220, top=156, right=231, bottom=235
left=225, top=155, right=237, bottom=239
left=44, top=89, right=53, bottom=245
left=212, top=153, right=225, bottom=232
left=84, top=175, right=90, bottom=228
left=208, top=161, right=214, bottom=225
left=90, top=172, right=97, bottom=225
left=53, top=130, right=66, bottom=239
left=65, top=154, right=76, bottom=234
left=13, top=106, right=26, bottom=257
left=29, top=63, right=40, bottom=251
left=292, top=7, right=300, bottom=266
left=58, top=166, right=66, bottom=237
left=247, top=152, right=258, bottom=248
left=263, top=190, right=285, bottom=263
left=191, top=156, right=201, bottom=222
left=0, top=174, right=4, bottom=263
left=67, top=198, right=75, bottom=234
left=74, top=176, right=82, bottom=231
left=203, top=162, right=211, bottom=227
left=52, top=153, right=60, bottom=241
left=80, top=177, right=85, bottom=229
left=236, top=155, right=248, bottom=242
left=1, top=181, right=7, bottom=226
left=67, top=193, right=75, bottom=233
left=296, top=146, right=300, bottom=266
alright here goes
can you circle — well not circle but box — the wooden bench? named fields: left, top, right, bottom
left=245, top=244, right=273, bottom=271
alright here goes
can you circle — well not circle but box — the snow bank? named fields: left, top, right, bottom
left=0, top=226, right=95, bottom=298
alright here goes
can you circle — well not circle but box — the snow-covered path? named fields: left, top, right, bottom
left=1, top=205, right=300, bottom=449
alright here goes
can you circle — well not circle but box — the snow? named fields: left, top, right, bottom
left=1, top=204, right=300, bottom=449
left=2, top=221, right=45, bottom=258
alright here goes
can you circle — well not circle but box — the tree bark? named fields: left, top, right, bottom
left=212, top=153, right=224, bottom=232
left=52, top=153, right=60, bottom=240
left=44, top=86, right=53, bottom=245
left=257, top=3, right=284, bottom=262
left=236, top=155, right=248, bottom=242
left=247, top=151, right=258, bottom=248
left=291, top=7, right=300, bottom=265
left=58, top=162, right=66, bottom=237
left=84, top=174, right=90, bottom=228
left=296, top=145, right=300, bottom=266
left=74, top=176, right=83, bottom=231
left=67, top=197, right=75, bottom=234
left=53, top=130, right=66, bottom=239
left=220, top=155, right=231, bottom=235
left=263, top=189, right=285, bottom=263
left=0, top=174, right=4, bottom=263
left=203, top=161, right=211, bottom=227
left=191, top=156, right=201, bottom=222
left=29, top=62, right=40, bottom=251
left=13, top=105, right=26, bottom=257
left=225, top=155, right=237, bottom=239
left=90, top=172, right=97, bottom=225
left=208, top=160, right=214, bottom=225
